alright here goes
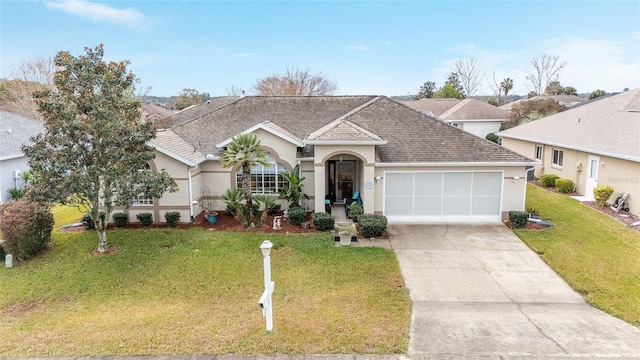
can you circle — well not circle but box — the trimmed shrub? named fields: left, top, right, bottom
left=82, top=211, right=105, bottom=230
left=509, top=211, right=529, bottom=228
left=288, top=207, right=306, bottom=226
left=112, top=213, right=129, bottom=228
left=0, top=242, right=5, bottom=261
left=313, top=212, right=335, bottom=231
left=136, top=212, right=153, bottom=227
left=0, top=200, right=54, bottom=261
left=485, top=132, right=499, bottom=143
left=555, top=178, right=574, bottom=193
left=540, top=173, right=560, bottom=187
left=358, top=214, right=388, bottom=238
left=165, top=211, right=181, bottom=227
left=594, top=185, right=614, bottom=206
left=348, top=203, right=364, bottom=221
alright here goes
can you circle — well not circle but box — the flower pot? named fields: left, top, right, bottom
left=207, top=212, right=218, bottom=224
left=339, top=232, right=352, bottom=246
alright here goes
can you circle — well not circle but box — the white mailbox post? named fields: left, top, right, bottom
left=259, top=240, right=275, bottom=332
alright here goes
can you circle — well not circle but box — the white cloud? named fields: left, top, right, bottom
left=347, top=43, right=369, bottom=51
left=44, top=0, right=146, bottom=29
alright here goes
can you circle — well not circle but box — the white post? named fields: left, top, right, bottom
left=259, top=240, right=274, bottom=332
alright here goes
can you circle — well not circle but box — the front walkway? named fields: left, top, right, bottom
left=388, top=223, right=640, bottom=357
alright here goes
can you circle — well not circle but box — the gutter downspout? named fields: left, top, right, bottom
left=188, top=163, right=199, bottom=224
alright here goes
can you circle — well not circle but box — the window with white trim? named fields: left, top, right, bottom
left=131, top=164, right=154, bottom=205
left=236, top=154, right=288, bottom=194
left=552, top=149, right=563, bottom=167
left=535, top=145, right=543, bottom=160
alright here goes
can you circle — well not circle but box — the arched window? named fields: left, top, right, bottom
left=236, top=154, right=287, bottom=194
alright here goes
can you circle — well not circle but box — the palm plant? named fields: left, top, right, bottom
left=220, top=133, right=270, bottom=227
left=501, top=78, right=514, bottom=101
left=278, top=164, right=308, bottom=209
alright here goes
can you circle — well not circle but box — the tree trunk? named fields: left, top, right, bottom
left=97, top=228, right=109, bottom=253
left=242, top=163, right=255, bottom=226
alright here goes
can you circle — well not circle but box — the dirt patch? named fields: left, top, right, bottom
left=90, top=246, right=118, bottom=256
left=504, top=220, right=552, bottom=230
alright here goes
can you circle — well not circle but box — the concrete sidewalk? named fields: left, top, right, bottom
left=388, top=223, right=640, bottom=358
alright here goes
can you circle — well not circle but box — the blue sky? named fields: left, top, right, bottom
left=2, top=0, right=639, bottom=97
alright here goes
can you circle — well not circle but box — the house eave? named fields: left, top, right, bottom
left=148, top=142, right=199, bottom=167
left=216, top=122, right=304, bottom=148
left=304, top=140, right=388, bottom=145
left=375, top=161, right=539, bottom=167
left=0, top=154, right=25, bottom=162
left=499, top=134, right=640, bottom=163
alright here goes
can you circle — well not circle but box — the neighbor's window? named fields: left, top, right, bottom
left=236, top=154, right=288, bottom=194
left=552, top=149, right=563, bottom=167
left=131, top=164, right=154, bottom=205
left=535, top=145, right=543, bottom=160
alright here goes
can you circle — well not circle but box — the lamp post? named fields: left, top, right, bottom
left=259, top=240, right=275, bottom=332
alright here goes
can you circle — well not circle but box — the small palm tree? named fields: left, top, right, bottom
left=279, top=164, right=309, bottom=209
left=220, top=133, right=270, bottom=227
left=501, top=78, right=514, bottom=102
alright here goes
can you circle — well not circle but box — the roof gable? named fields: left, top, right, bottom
left=216, top=121, right=304, bottom=148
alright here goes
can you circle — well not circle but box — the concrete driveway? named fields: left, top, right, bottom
left=388, top=223, right=640, bottom=358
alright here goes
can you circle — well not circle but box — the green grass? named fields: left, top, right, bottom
left=515, top=184, right=640, bottom=327
left=50, top=204, right=84, bottom=232
left=0, top=220, right=410, bottom=356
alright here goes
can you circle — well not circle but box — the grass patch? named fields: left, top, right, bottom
left=50, top=204, right=84, bottom=231
left=0, top=226, right=410, bottom=356
left=515, top=184, right=640, bottom=327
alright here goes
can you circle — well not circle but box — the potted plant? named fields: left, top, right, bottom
left=336, top=224, right=357, bottom=246
left=200, top=194, right=219, bottom=224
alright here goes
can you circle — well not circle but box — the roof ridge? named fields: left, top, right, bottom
left=170, top=97, right=244, bottom=130
left=335, top=96, right=382, bottom=122
left=439, top=99, right=468, bottom=119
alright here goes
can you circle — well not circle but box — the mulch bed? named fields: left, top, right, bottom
left=195, top=211, right=317, bottom=234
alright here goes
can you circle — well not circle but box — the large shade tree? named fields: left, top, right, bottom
left=253, top=67, right=337, bottom=96
left=23, top=44, right=176, bottom=253
left=220, top=133, right=270, bottom=227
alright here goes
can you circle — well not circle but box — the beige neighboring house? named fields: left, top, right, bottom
left=498, top=89, right=640, bottom=215
left=401, top=98, right=509, bottom=138
left=499, top=94, right=588, bottom=111
left=124, top=96, right=536, bottom=224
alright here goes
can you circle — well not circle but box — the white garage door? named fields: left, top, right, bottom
left=384, top=171, right=503, bottom=221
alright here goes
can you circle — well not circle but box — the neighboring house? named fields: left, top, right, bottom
left=401, top=98, right=509, bottom=138
left=0, top=111, right=43, bottom=204
left=499, top=94, right=588, bottom=111
left=141, top=103, right=176, bottom=124
left=498, top=88, right=640, bottom=215
left=132, top=96, right=535, bottom=224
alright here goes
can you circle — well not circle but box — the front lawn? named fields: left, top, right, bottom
left=0, top=221, right=410, bottom=356
left=515, top=184, right=640, bottom=327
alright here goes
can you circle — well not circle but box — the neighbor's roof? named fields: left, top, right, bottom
left=499, top=94, right=587, bottom=110
left=153, top=96, right=532, bottom=165
left=401, top=98, right=508, bottom=121
left=498, top=88, right=640, bottom=162
left=0, top=111, right=44, bottom=160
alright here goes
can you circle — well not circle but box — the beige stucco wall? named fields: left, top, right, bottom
left=451, top=121, right=502, bottom=139
left=502, top=138, right=640, bottom=215
left=373, top=165, right=528, bottom=220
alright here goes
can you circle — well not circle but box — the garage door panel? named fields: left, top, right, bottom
left=415, top=173, right=443, bottom=196
left=443, top=196, right=471, bottom=216
left=414, top=196, right=442, bottom=216
left=443, top=172, right=472, bottom=195
left=472, top=196, right=501, bottom=215
left=385, top=196, right=413, bottom=216
left=386, top=173, right=413, bottom=196
left=473, top=172, right=502, bottom=195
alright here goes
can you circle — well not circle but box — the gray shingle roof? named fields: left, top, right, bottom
left=438, top=98, right=509, bottom=121
left=151, top=129, right=205, bottom=165
left=498, top=88, right=640, bottom=162
left=0, top=111, right=44, bottom=159
left=156, top=96, right=532, bottom=164
left=158, top=96, right=242, bottom=129
left=399, top=98, right=459, bottom=117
